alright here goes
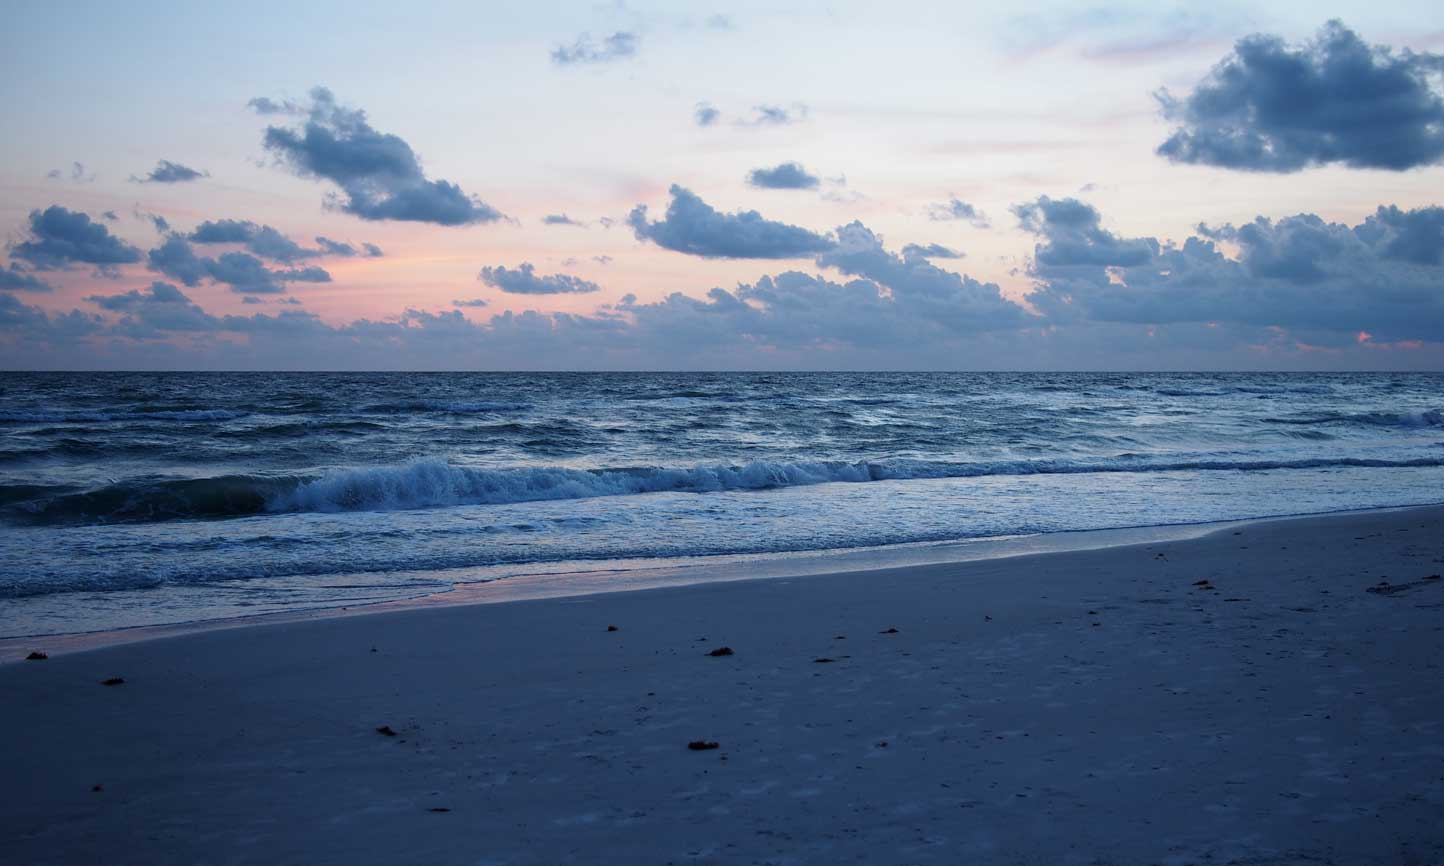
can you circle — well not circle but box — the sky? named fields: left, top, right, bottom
left=2, top=0, right=1443, bottom=370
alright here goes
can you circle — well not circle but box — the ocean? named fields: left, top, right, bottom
left=2, top=371, right=1441, bottom=636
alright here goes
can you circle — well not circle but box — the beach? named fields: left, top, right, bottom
left=4, top=505, right=1443, bottom=865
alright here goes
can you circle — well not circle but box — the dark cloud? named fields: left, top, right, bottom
left=927, top=198, right=990, bottom=227
left=148, top=236, right=331, bottom=294
left=452, top=298, right=489, bottom=308
left=1015, top=196, right=1159, bottom=268
left=746, top=162, right=821, bottom=190
left=132, top=160, right=208, bottom=184
left=254, top=87, right=502, bottom=225
left=1157, top=21, right=1444, bottom=172
left=694, top=103, right=720, bottom=126
left=551, top=31, right=638, bottom=65
left=479, top=263, right=601, bottom=295
left=815, top=223, right=1029, bottom=332
left=101, top=211, right=118, bottom=222
left=901, top=243, right=962, bottom=260
left=86, top=281, right=221, bottom=334
left=628, top=185, right=835, bottom=259
left=362, top=242, right=383, bottom=258
left=0, top=264, right=52, bottom=292
left=543, top=214, right=585, bottom=227
left=10, top=206, right=142, bottom=272
left=1022, top=197, right=1444, bottom=342
left=191, top=220, right=317, bottom=263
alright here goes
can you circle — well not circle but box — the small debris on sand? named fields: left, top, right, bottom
left=375, top=725, right=398, bottom=737
left=25, top=651, right=47, bottom=661
left=687, top=740, right=720, bottom=751
left=100, top=677, right=124, bottom=686
left=1193, top=579, right=1211, bottom=586
left=706, top=646, right=734, bottom=657
left=428, top=807, right=451, bottom=813
left=607, top=625, right=619, bottom=632
left=879, top=627, right=900, bottom=634
left=813, top=658, right=835, bottom=664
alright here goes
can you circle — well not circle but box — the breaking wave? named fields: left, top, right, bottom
left=9, top=454, right=1444, bottom=526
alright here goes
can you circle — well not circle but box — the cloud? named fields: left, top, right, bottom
left=135, top=210, right=171, bottom=234
left=901, top=243, right=962, bottom=260
left=593, top=254, right=613, bottom=265
left=132, top=160, right=208, bottom=184
left=551, top=31, right=639, bottom=65
left=191, top=219, right=322, bottom=263
left=744, top=104, right=807, bottom=126
left=479, top=263, right=601, bottom=295
left=1157, top=21, right=1444, bottom=172
left=9, top=206, right=142, bottom=272
left=148, top=236, right=331, bottom=294
left=628, top=185, right=834, bottom=259
left=46, top=162, right=93, bottom=183
left=543, top=214, right=585, bottom=227
left=452, top=298, right=489, bottom=308
left=694, top=103, right=720, bottom=126
left=927, top=198, right=990, bottom=227
left=1021, top=196, right=1444, bottom=342
left=747, top=162, right=821, bottom=190
left=254, top=86, right=502, bottom=225
left=0, top=263, right=52, bottom=292
left=815, top=222, right=1029, bottom=332
left=1013, top=196, right=1159, bottom=267
left=315, top=236, right=384, bottom=257
left=86, top=281, right=220, bottom=334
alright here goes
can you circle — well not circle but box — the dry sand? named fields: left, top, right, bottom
left=3, top=506, right=1444, bottom=865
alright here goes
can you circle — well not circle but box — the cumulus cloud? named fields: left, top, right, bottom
left=0, top=264, right=52, bottom=292
left=190, top=219, right=323, bottom=263
left=628, top=185, right=834, bottom=259
left=901, top=243, right=962, bottom=260
left=479, top=263, right=601, bottom=295
left=694, top=103, right=720, bottom=126
left=85, top=281, right=220, bottom=334
left=551, top=31, right=638, bottom=65
left=148, top=236, right=331, bottom=294
left=815, top=223, right=1029, bottom=332
left=927, top=198, right=990, bottom=227
left=1020, top=196, right=1444, bottom=342
left=132, top=160, right=208, bottom=184
left=746, top=162, right=821, bottom=190
left=1157, top=21, right=1444, bottom=172
left=9, top=206, right=142, bottom=272
left=253, top=86, right=502, bottom=225
left=1013, top=196, right=1159, bottom=267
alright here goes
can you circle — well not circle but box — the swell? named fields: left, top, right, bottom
left=7, top=454, right=1444, bottom=527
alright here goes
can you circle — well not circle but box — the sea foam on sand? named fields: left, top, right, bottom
left=3, top=506, right=1443, bottom=865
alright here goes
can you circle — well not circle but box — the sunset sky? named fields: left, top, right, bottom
left=2, top=0, right=1443, bottom=369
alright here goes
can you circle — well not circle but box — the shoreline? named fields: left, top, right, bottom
left=4, top=502, right=1442, bottom=863
left=4, top=502, right=1436, bottom=660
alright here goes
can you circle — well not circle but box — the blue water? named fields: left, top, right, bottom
left=2, top=372, right=1442, bottom=636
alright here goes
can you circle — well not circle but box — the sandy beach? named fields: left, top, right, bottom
left=4, top=505, right=1444, bottom=865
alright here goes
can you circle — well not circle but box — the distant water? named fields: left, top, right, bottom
left=3, top=372, right=1442, bottom=636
